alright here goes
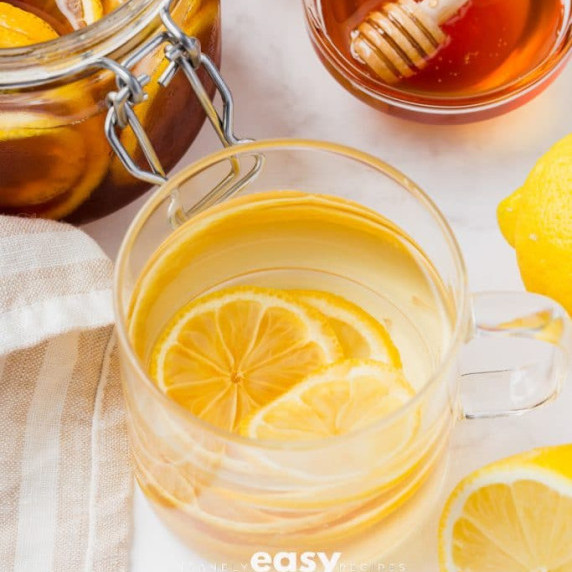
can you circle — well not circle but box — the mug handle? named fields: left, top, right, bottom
left=460, top=291, right=572, bottom=420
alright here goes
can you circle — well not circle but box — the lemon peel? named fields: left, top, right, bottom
left=497, top=134, right=572, bottom=315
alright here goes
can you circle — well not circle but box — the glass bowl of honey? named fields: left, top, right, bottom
left=0, top=0, right=220, bottom=222
left=303, top=0, right=572, bottom=122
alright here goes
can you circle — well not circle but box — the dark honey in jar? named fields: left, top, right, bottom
left=0, top=0, right=221, bottom=222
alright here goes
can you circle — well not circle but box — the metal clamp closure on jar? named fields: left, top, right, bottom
left=96, top=0, right=263, bottom=227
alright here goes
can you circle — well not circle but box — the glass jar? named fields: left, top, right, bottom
left=0, top=0, right=220, bottom=222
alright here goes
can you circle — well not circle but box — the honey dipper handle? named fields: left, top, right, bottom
left=418, top=0, right=468, bottom=25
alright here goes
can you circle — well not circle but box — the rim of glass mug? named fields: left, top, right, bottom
left=0, top=0, right=161, bottom=86
left=114, top=138, right=472, bottom=449
left=113, top=139, right=572, bottom=451
left=302, top=0, right=572, bottom=116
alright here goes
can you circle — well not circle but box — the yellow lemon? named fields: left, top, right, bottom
left=240, top=359, right=415, bottom=441
left=150, top=286, right=342, bottom=432
left=498, top=134, right=572, bottom=315
left=0, top=112, right=85, bottom=207
left=439, top=444, right=572, bottom=572
left=289, top=289, right=402, bottom=366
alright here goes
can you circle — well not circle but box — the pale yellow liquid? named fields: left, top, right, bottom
left=127, top=191, right=457, bottom=568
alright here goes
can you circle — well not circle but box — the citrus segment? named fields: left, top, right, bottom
left=439, top=444, right=572, bottom=572
left=75, top=0, right=104, bottom=26
left=290, top=289, right=401, bottom=366
left=241, top=359, right=416, bottom=441
left=150, top=286, right=343, bottom=432
left=0, top=2, right=58, bottom=47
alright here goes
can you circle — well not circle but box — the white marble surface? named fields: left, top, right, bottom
left=83, top=1, right=572, bottom=570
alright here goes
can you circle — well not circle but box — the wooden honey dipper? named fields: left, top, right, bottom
left=351, top=0, right=469, bottom=84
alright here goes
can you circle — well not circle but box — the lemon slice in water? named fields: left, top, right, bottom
left=150, top=286, right=342, bottom=432
left=290, top=289, right=401, bottom=366
left=241, top=359, right=415, bottom=441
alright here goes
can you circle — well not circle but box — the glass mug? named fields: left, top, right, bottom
left=114, top=140, right=571, bottom=568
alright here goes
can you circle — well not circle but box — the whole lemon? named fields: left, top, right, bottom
left=498, top=134, right=572, bottom=315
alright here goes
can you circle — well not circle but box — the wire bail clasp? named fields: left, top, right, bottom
left=102, top=0, right=262, bottom=227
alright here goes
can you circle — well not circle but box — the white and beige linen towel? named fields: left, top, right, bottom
left=0, top=216, right=131, bottom=571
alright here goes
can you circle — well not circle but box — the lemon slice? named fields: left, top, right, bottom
left=290, top=289, right=401, bottom=366
left=439, top=444, right=572, bottom=572
left=32, top=0, right=103, bottom=29
left=241, top=359, right=415, bottom=441
left=0, top=112, right=85, bottom=207
left=150, top=286, right=342, bottom=432
left=0, top=111, right=109, bottom=218
left=0, top=2, right=58, bottom=46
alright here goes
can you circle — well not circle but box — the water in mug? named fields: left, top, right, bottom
left=127, top=191, right=457, bottom=566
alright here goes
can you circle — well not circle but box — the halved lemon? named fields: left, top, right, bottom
left=439, top=444, right=572, bottom=571
left=241, top=359, right=416, bottom=441
left=290, top=289, right=401, bottom=366
left=150, top=286, right=343, bottom=432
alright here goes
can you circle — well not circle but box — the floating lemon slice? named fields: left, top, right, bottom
left=439, top=444, right=572, bottom=572
left=150, top=286, right=342, bottom=432
left=73, top=0, right=103, bottom=26
left=0, top=4, right=109, bottom=219
left=290, top=289, right=401, bottom=366
left=241, top=359, right=416, bottom=441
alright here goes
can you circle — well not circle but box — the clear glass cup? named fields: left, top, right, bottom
left=114, top=139, right=572, bottom=568
left=302, top=0, right=572, bottom=123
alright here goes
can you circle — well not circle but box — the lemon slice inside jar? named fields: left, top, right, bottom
left=0, top=1, right=58, bottom=45
left=0, top=112, right=87, bottom=208
left=0, top=110, right=110, bottom=218
left=240, top=359, right=415, bottom=441
left=0, top=1, right=111, bottom=219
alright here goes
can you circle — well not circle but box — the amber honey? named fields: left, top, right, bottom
left=320, top=0, right=566, bottom=98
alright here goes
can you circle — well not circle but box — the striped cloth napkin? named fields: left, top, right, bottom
left=0, top=216, right=131, bottom=571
